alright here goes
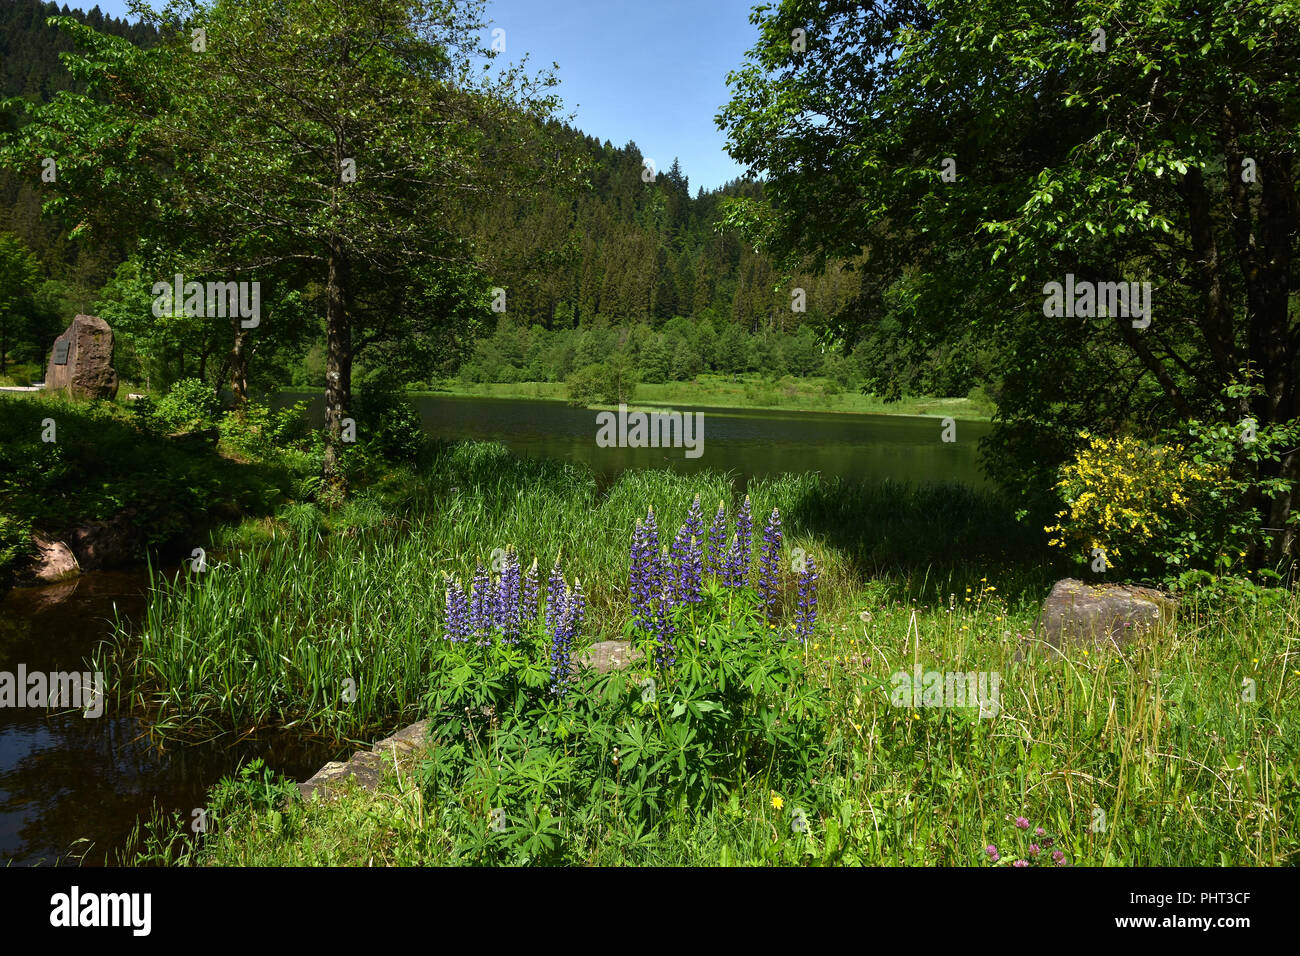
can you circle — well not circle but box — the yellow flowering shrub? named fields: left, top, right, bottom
left=1045, top=433, right=1227, bottom=574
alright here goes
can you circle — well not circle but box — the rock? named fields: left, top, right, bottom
left=371, top=718, right=431, bottom=758
left=579, top=640, right=645, bottom=674
left=1032, top=578, right=1177, bottom=655
left=67, top=509, right=145, bottom=572
left=30, top=534, right=80, bottom=583
left=297, top=753, right=386, bottom=802
left=43, top=315, right=119, bottom=401
left=297, top=719, right=429, bottom=802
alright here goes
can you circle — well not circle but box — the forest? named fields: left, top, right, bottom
left=0, top=0, right=985, bottom=412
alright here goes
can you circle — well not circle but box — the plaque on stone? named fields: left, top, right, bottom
left=43, top=315, right=119, bottom=400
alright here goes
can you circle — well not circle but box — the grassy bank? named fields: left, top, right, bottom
left=422, top=374, right=993, bottom=420
left=104, top=440, right=1298, bottom=867
left=0, top=392, right=308, bottom=584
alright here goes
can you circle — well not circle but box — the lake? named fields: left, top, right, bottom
left=276, top=392, right=993, bottom=488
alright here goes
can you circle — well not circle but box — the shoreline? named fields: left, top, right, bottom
left=279, top=379, right=995, bottom=422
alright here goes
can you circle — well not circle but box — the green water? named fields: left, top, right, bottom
left=279, top=392, right=992, bottom=488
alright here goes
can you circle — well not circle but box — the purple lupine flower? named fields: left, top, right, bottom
left=545, top=552, right=565, bottom=634
left=669, top=524, right=702, bottom=604
left=548, top=582, right=573, bottom=697
left=644, top=506, right=662, bottom=586
left=757, top=507, right=783, bottom=621
left=723, top=533, right=744, bottom=589
left=654, top=574, right=676, bottom=669
left=630, top=510, right=662, bottom=636
left=469, top=563, right=492, bottom=643
left=629, top=519, right=653, bottom=635
left=497, top=548, right=522, bottom=644
left=521, top=557, right=540, bottom=627
left=444, top=577, right=470, bottom=643
left=706, top=499, right=727, bottom=576
left=727, top=495, right=754, bottom=587
left=683, top=535, right=703, bottom=604
left=794, top=553, right=818, bottom=642
left=684, top=494, right=704, bottom=545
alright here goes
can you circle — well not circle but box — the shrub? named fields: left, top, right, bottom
left=220, top=400, right=312, bottom=461
left=965, top=385, right=996, bottom=417
left=419, top=514, right=828, bottom=863
left=0, top=511, right=32, bottom=576
left=136, top=378, right=220, bottom=434
left=1045, top=434, right=1224, bottom=579
left=277, top=502, right=325, bottom=539
left=1046, top=383, right=1300, bottom=583
left=349, top=384, right=426, bottom=461
left=565, top=362, right=638, bottom=406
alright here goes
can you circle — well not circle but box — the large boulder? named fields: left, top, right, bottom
left=579, top=640, right=645, bottom=674
left=29, top=534, right=80, bottom=583
left=44, top=314, right=119, bottom=401
left=1033, top=578, right=1177, bottom=655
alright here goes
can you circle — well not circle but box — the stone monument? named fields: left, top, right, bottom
left=44, top=314, right=119, bottom=400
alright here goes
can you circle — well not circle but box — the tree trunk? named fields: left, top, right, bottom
left=1244, top=153, right=1298, bottom=569
left=322, top=237, right=352, bottom=495
left=230, top=321, right=250, bottom=407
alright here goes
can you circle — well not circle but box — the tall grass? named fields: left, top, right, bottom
left=103, top=440, right=1050, bottom=743
left=179, top=573, right=1299, bottom=866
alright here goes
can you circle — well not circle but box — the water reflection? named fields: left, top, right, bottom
left=0, top=571, right=332, bottom=866
left=278, top=392, right=991, bottom=488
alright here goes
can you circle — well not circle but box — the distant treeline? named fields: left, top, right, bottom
left=453, top=315, right=996, bottom=401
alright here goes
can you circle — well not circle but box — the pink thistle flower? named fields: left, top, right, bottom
left=1013, top=860, right=1029, bottom=867
left=1014, top=816, right=1030, bottom=830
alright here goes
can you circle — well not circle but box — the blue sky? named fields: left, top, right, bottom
left=70, top=0, right=759, bottom=191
